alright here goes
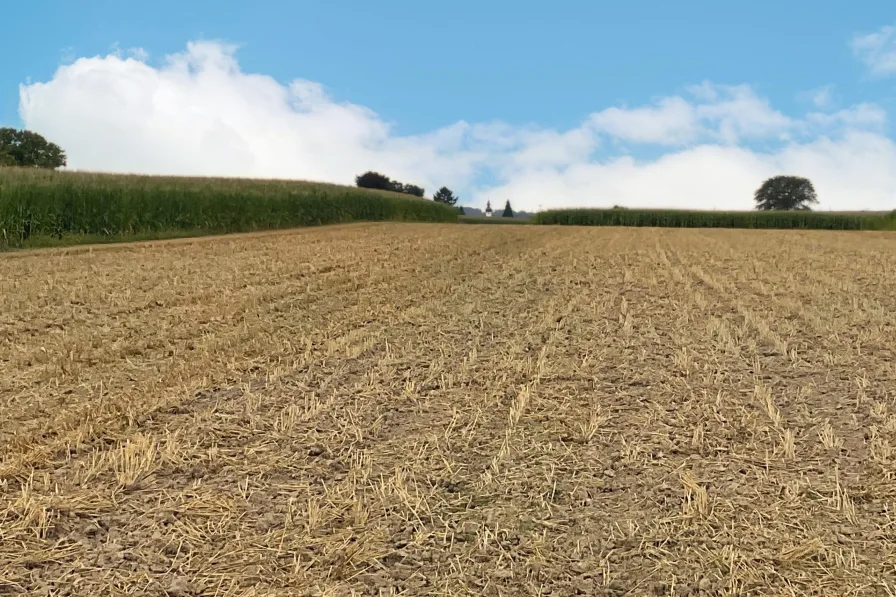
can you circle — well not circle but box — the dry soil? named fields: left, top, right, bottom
left=1, top=223, right=895, bottom=596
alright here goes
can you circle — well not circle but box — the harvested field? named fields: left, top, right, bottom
left=1, top=223, right=895, bottom=596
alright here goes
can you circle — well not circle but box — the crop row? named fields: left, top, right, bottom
left=0, top=168, right=457, bottom=248
left=533, top=208, right=896, bottom=230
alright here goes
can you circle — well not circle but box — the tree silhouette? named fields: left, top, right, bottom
left=355, top=171, right=425, bottom=197
left=355, top=171, right=394, bottom=191
left=433, top=186, right=458, bottom=205
left=403, top=184, right=425, bottom=198
left=754, top=175, right=818, bottom=211
left=502, top=200, right=514, bottom=217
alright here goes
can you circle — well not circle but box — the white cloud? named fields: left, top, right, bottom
left=806, top=103, right=886, bottom=130
left=589, top=97, right=698, bottom=145
left=20, top=41, right=480, bottom=191
left=478, top=146, right=770, bottom=212
left=502, top=127, right=599, bottom=171
left=852, top=25, right=896, bottom=76
left=586, top=84, right=791, bottom=146
left=19, top=41, right=896, bottom=213
left=694, top=84, right=792, bottom=143
left=480, top=132, right=896, bottom=212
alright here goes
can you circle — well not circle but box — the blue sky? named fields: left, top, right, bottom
left=4, top=1, right=896, bottom=211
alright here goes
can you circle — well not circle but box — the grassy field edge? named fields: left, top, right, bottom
left=533, top=207, right=896, bottom=230
left=0, top=168, right=458, bottom=250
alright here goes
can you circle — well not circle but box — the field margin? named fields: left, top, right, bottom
left=0, top=168, right=458, bottom=250
left=533, top=207, right=896, bottom=230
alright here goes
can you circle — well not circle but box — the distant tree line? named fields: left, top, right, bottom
left=355, top=171, right=425, bottom=198
left=355, top=172, right=471, bottom=213
left=357, top=171, right=824, bottom=217
left=1, top=135, right=820, bottom=216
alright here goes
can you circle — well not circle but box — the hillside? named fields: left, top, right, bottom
left=0, top=167, right=458, bottom=249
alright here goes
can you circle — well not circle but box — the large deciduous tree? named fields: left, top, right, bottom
left=0, top=128, right=67, bottom=169
left=754, top=175, right=818, bottom=211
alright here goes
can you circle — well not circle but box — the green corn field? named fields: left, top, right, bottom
left=0, top=168, right=458, bottom=249
left=533, top=207, right=896, bottom=230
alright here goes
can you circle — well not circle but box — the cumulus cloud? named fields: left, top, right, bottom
left=852, top=25, right=896, bottom=76
left=689, top=84, right=792, bottom=143
left=589, top=97, right=699, bottom=145
left=586, top=85, right=792, bottom=146
left=20, top=42, right=483, bottom=190
left=18, top=41, right=896, bottom=212
left=482, top=132, right=896, bottom=212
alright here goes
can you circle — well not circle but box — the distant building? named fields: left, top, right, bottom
left=485, top=200, right=493, bottom=217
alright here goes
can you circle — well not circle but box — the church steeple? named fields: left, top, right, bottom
left=485, top=200, right=493, bottom=217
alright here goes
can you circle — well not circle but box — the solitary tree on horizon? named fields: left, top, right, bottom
left=754, top=175, right=818, bottom=211
left=433, top=186, right=458, bottom=206
left=502, top=200, right=514, bottom=218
